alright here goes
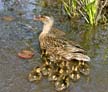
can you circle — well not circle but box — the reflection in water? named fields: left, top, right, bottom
left=0, top=1, right=3, bottom=10
left=80, top=26, right=98, bottom=58
left=0, top=0, right=40, bottom=19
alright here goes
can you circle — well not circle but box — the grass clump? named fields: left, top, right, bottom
left=60, top=0, right=108, bottom=25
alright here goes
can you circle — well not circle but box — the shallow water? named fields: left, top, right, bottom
left=0, top=0, right=108, bottom=92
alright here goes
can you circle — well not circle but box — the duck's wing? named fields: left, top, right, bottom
left=49, top=27, right=82, bottom=49
left=43, top=35, right=90, bottom=62
left=49, top=27, right=66, bottom=37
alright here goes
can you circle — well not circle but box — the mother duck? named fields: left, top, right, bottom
left=34, top=15, right=90, bottom=63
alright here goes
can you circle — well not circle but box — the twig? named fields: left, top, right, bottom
left=78, top=9, right=89, bottom=23
left=76, top=0, right=89, bottom=23
left=29, top=2, right=39, bottom=6
left=96, top=0, right=108, bottom=22
left=18, top=22, right=37, bottom=31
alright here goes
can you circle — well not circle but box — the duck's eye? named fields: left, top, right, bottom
left=40, top=15, right=46, bottom=18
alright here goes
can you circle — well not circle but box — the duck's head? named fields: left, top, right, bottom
left=33, top=15, right=54, bottom=25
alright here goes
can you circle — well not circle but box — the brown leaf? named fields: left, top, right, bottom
left=1, top=16, right=15, bottom=22
left=18, top=50, right=34, bottom=59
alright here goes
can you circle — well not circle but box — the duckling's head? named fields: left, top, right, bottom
left=34, top=15, right=54, bottom=25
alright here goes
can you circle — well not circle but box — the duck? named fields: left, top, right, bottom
left=33, top=15, right=90, bottom=63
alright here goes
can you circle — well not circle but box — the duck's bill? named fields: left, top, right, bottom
left=33, top=15, right=46, bottom=21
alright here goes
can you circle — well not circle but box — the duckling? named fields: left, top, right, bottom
left=41, top=63, right=53, bottom=76
left=55, top=75, right=70, bottom=91
left=43, top=58, right=53, bottom=66
left=56, top=60, right=66, bottom=67
left=48, top=72, right=61, bottom=81
left=28, top=66, right=42, bottom=82
left=78, top=61, right=90, bottom=76
left=69, top=65, right=80, bottom=81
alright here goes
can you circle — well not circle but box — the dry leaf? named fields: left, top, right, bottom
left=18, top=50, right=34, bottom=59
left=1, top=16, right=14, bottom=22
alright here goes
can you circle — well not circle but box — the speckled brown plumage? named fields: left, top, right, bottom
left=36, top=15, right=90, bottom=62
